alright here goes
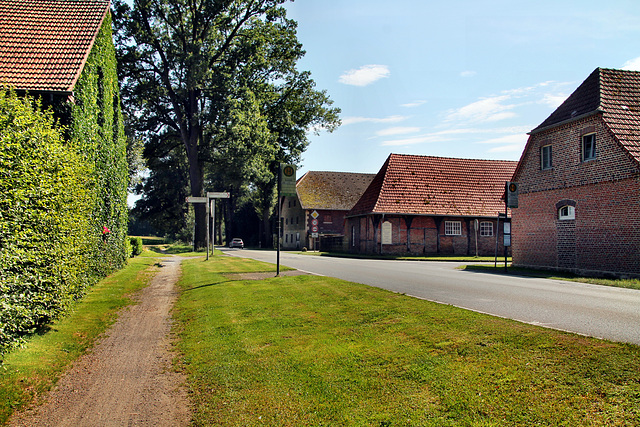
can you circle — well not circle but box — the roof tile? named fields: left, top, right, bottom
left=0, top=0, right=109, bottom=92
left=297, top=171, right=375, bottom=211
left=349, top=154, right=517, bottom=217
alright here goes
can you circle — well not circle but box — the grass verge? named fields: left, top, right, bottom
left=0, top=251, right=161, bottom=424
left=175, top=255, right=640, bottom=426
left=463, top=264, right=640, bottom=291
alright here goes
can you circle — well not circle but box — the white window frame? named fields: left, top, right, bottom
left=444, top=221, right=462, bottom=236
left=480, top=221, right=493, bottom=237
left=541, top=144, right=552, bottom=170
left=582, top=133, right=596, bottom=161
left=559, top=205, right=575, bottom=220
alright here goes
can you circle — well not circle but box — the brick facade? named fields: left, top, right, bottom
left=512, top=69, right=640, bottom=277
left=346, top=215, right=510, bottom=256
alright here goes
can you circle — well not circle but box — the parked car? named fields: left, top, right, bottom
left=229, top=238, right=244, bottom=249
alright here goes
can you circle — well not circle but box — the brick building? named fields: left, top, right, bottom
left=280, top=171, right=374, bottom=250
left=511, top=68, right=640, bottom=277
left=346, top=154, right=517, bottom=256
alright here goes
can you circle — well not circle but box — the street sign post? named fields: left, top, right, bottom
left=186, top=192, right=231, bottom=260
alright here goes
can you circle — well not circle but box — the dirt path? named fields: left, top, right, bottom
left=9, top=256, right=191, bottom=427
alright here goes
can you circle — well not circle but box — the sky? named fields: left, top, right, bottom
left=283, top=0, right=640, bottom=176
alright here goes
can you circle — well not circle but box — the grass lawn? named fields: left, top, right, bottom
left=175, top=255, right=640, bottom=426
left=463, top=264, right=640, bottom=291
left=0, top=251, right=160, bottom=424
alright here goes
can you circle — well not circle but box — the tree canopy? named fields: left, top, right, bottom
left=114, top=0, right=340, bottom=247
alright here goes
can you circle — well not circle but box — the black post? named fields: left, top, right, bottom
left=276, top=171, right=281, bottom=277
left=504, top=191, right=508, bottom=272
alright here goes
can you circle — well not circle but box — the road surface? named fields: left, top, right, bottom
left=225, top=249, right=640, bottom=345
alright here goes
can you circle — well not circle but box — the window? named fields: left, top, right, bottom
left=480, top=221, right=493, bottom=236
left=445, top=221, right=462, bottom=236
left=541, top=144, right=552, bottom=170
left=582, top=133, right=596, bottom=161
left=559, top=205, right=575, bottom=220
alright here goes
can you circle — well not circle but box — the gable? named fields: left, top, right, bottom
left=0, top=0, right=109, bottom=92
left=297, top=171, right=375, bottom=211
left=349, top=154, right=517, bottom=218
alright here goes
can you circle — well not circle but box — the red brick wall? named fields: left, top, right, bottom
left=346, top=215, right=509, bottom=256
left=513, top=115, right=640, bottom=276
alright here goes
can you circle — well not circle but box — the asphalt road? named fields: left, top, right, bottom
left=224, top=248, right=640, bottom=345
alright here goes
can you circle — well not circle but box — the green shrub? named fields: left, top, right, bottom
left=0, top=89, right=91, bottom=351
left=130, top=236, right=143, bottom=257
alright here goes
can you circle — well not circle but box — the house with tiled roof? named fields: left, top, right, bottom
left=0, top=0, right=129, bottom=268
left=0, top=0, right=111, bottom=106
left=511, top=67, right=640, bottom=276
left=346, top=154, right=517, bottom=255
left=281, top=171, right=375, bottom=250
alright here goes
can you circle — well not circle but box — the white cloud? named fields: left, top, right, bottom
left=342, top=115, right=408, bottom=125
left=539, top=93, right=568, bottom=108
left=376, top=127, right=421, bottom=137
left=381, top=134, right=449, bottom=146
left=460, top=70, right=477, bottom=78
left=476, top=134, right=527, bottom=145
left=488, top=144, right=526, bottom=153
left=401, top=100, right=427, bottom=108
left=445, top=95, right=518, bottom=123
left=339, top=64, right=390, bottom=86
left=622, top=57, right=640, bottom=71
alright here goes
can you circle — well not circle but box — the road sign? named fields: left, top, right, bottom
left=207, top=192, right=230, bottom=198
left=506, top=181, right=518, bottom=208
left=280, top=164, right=297, bottom=196
left=311, top=225, right=318, bottom=233
left=311, top=210, right=319, bottom=219
left=186, top=196, right=207, bottom=203
left=311, top=218, right=318, bottom=226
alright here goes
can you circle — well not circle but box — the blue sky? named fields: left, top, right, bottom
left=284, top=0, right=640, bottom=175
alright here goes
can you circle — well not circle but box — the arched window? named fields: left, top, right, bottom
left=558, top=205, right=575, bottom=220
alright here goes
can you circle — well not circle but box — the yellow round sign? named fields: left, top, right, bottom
left=283, top=165, right=295, bottom=177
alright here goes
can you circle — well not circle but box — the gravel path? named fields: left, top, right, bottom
left=9, top=256, right=191, bottom=427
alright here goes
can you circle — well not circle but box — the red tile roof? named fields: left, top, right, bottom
left=297, top=171, right=376, bottom=211
left=0, top=0, right=109, bottom=92
left=349, top=154, right=517, bottom=218
left=530, top=67, right=640, bottom=164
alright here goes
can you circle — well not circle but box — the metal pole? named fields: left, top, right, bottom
left=210, top=199, right=216, bottom=256
left=494, top=214, right=500, bottom=268
left=206, top=199, right=210, bottom=261
left=276, top=172, right=281, bottom=276
left=504, top=202, right=508, bottom=272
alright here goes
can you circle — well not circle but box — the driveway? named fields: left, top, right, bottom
left=225, top=249, right=640, bottom=345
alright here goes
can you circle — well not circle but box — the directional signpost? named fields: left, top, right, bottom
left=186, top=192, right=230, bottom=260
left=277, top=164, right=296, bottom=276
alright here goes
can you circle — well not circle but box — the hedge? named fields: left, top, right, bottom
left=0, top=90, right=92, bottom=350
left=0, top=12, right=129, bottom=353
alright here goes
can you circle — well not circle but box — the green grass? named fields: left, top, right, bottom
left=175, top=255, right=640, bottom=426
left=463, top=264, right=640, bottom=291
left=0, top=251, right=161, bottom=424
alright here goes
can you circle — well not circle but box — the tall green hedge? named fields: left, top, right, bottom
left=0, top=12, right=129, bottom=352
left=0, top=90, right=91, bottom=349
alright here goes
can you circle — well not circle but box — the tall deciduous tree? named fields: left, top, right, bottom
left=113, top=0, right=339, bottom=248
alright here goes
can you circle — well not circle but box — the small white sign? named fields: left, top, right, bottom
left=186, top=196, right=207, bottom=203
left=207, top=191, right=230, bottom=198
left=381, top=221, right=392, bottom=245
left=312, top=232, right=319, bottom=238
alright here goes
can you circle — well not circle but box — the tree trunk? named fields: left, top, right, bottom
left=186, top=147, right=206, bottom=250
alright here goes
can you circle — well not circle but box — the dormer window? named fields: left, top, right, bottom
left=541, top=144, right=552, bottom=170
left=582, top=133, right=596, bottom=161
left=558, top=205, right=575, bottom=220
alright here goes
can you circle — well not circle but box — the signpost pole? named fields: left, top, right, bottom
left=211, top=198, right=215, bottom=257
left=206, top=199, right=210, bottom=261
left=276, top=172, right=281, bottom=277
